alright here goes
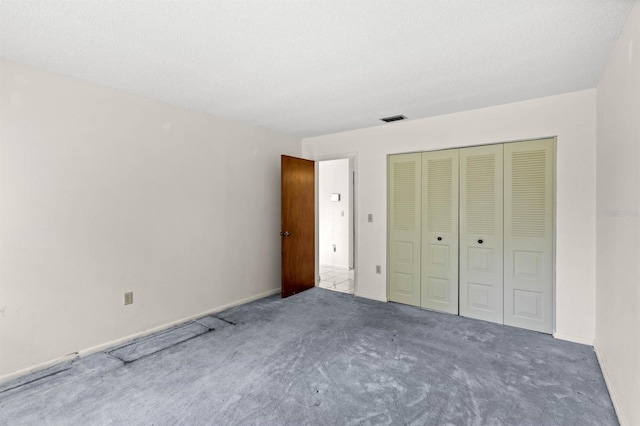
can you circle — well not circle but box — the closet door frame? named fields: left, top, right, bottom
left=386, top=138, right=556, bottom=334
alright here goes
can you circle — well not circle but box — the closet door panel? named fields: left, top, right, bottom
left=421, top=149, right=459, bottom=313
left=459, top=144, right=504, bottom=324
left=504, top=138, right=554, bottom=333
left=388, top=153, right=421, bottom=306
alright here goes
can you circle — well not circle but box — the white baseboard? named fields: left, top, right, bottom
left=320, top=264, right=351, bottom=270
left=0, top=352, right=81, bottom=386
left=334, top=264, right=351, bottom=270
left=594, top=342, right=628, bottom=426
left=355, top=290, right=387, bottom=303
left=0, top=287, right=280, bottom=385
left=552, top=331, right=594, bottom=346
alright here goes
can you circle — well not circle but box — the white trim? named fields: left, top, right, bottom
left=326, top=264, right=351, bottom=270
left=594, top=342, right=627, bottom=426
left=355, top=290, right=388, bottom=303
left=0, top=288, right=280, bottom=385
left=552, top=331, right=594, bottom=346
left=0, top=352, right=81, bottom=386
left=320, top=264, right=352, bottom=270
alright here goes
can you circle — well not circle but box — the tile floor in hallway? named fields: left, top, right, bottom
left=319, top=265, right=354, bottom=294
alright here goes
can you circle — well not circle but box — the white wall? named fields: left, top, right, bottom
left=595, top=3, right=640, bottom=425
left=303, top=89, right=597, bottom=344
left=319, top=159, right=351, bottom=268
left=0, top=60, right=300, bottom=380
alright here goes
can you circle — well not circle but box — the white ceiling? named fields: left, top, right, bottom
left=0, top=1, right=634, bottom=138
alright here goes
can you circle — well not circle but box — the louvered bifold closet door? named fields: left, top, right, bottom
left=459, top=144, right=504, bottom=324
left=388, top=153, right=422, bottom=306
left=421, top=150, right=459, bottom=314
left=504, top=138, right=554, bottom=333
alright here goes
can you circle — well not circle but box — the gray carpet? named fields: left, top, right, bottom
left=0, top=288, right=617, bottom=425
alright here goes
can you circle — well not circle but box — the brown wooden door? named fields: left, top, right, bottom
left=281, top=155, right=315, bottom=298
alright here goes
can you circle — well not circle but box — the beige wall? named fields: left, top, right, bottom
left=595, top=2, right=640, bottom=425
left=0, top=60, right=300, bottom=380
left=303, top=89, right=598, bottom=345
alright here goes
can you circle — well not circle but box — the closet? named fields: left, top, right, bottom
left=388, top=138, right=554, bottom=333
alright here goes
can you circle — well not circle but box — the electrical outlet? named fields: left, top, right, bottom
left=376, top=265, right=381, bottom=274
left=368, top=214, right=373, bottom=223
left=124, top=292, right=133, bottom=305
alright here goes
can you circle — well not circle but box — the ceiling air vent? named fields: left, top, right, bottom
left=380, top=115, right=407, bottom=123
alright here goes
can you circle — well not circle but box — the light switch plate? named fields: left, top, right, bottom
left=124, top=292, right=133, bottom=305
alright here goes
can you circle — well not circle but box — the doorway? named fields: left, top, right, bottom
left=317, top=158, right=356, bottom=294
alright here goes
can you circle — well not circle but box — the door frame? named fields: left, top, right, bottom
left=385, top=137, right=557, bottom=333
left=314, top=153, right=358, bottom=294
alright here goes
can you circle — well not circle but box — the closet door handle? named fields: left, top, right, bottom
left=437, top=237, right=442, bottom=241
left=477, top=239, right=483, bottom=244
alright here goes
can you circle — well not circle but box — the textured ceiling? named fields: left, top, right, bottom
left=0, top=1, right=634, bottom=138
